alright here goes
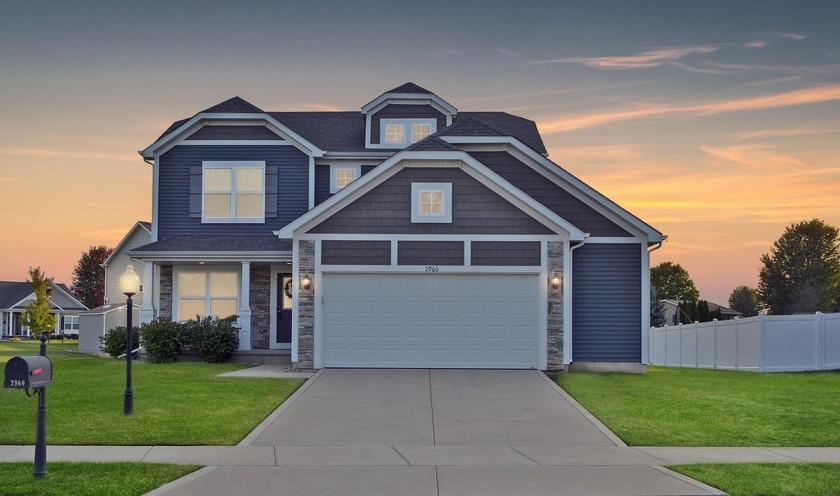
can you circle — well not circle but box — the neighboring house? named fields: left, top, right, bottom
left=78, top=221, right=152, bottom=353
left=128, top=82, right=665, bottom=371
left=0, top=281, right=88, bottom=338
left=660, top=299, right=743, bottom=326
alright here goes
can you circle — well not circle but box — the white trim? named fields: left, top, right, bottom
left=464, top=241, right=471, bottom=267
left=313, top=240, right=323, bottom=369
left=329, top=164, right=362, bottom=194
left=374, top=118, right=437, bottom=149
left=172, top=265, right=240, bottom=323
left=127, top=252, right=291, bottom=263
left=179, top=140, right=292, bottom=146
left=320, top=265, right=542, bottom=274
left=238, top=262, right=252, bottom=351
left=411, top=182, right=452, bottom=223
left=308, top=156, right=315, bottom=209
left=141, top=113, right=324, bottom=158
left=291, top=240, right=299, bottom=363
left=361, top=93, right=458, bottom=117
left=390, top=240, right=398, bottom=266
left=103, top=221, right=152, bottom=267
left=296, top=233, right=559, bottom=242
left=566, top=240, right=587, bottom=363
left=201, top=161, right=266, bottom=223
left=585, top=237, right=646, bottom=244
left=151, top=156, right=159, bottom=241
left=538, top=240, right=549, bottom=370
left=640, top=243, right=651, bottom=364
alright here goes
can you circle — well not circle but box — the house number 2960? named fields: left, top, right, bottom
left=425, top=266, right=440, bottom=272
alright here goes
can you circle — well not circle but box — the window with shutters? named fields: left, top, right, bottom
left=201, top=161, right=265, bottom=223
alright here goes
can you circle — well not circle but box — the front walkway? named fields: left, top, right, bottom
left=2, top=369, right=839, bottom=495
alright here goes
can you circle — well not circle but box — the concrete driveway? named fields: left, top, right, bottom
left=154, top=369, right=722, bottom=496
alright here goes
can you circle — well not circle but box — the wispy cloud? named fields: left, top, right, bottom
left=529, top=46, right=719, bottom=69
left=496, top=48, right=519, bottom=58
left=774, top=32, right=807, bottom=40
left=665, top=61, right=731, bottom=74
left=539, top=85, right=840, bottom=133
left=458, top=82, right=643, bottom=104
left=0, top=148, right=136, bottom=162
left=704, top=61, right=839, bottom=76
left=432, top=48, right=463, bottom=56
left=744, top=40, right=768, bottom=49
left=731, top=126, right=840, bottom=141
left=700, top=144, right=806, bottom=169
left=555, top=144, right=644, bottom=162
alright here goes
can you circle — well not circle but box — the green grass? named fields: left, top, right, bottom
left=1, top=341, right=305, bottom=445
left=671, top=463, right=840, bottom=496
left=0, top=462, right=200, bottom=496
left=552, top=366, right=840, bottom=446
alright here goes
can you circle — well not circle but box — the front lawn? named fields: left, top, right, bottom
left=671, top=463, right=840, bottom=496
left=552, top=366, right=840, bottom=446
left=0, top=462, right=200, bottom=496
left=1, top=341, right=304, bottom=445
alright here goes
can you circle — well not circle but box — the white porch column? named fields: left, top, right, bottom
left=238, top=262, right=252, bottom=350
left=139, top=262, right=156, bottom=324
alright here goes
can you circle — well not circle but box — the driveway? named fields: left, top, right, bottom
left=154, top=369, right=722, bottom=496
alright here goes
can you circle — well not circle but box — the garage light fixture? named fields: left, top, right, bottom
left=550, top=273, right=562, bottom=291
left=300, top=274, right=312, bottom=291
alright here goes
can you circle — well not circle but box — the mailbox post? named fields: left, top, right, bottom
left=3, top=334, right=52, bottom=479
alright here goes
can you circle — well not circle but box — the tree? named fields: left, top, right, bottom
left=758, top=219, right=840, bottom=314
left=21, top=267, right=57, bottom=338
left=650, top=287, right=666, bottom=327
left=651, top=262, right=700, bottom=301
left=728, top=286, right=762, bottom=317
left=71, top=245, right=113, bottom=309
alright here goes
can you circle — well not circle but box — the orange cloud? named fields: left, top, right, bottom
left=700, top=144, right=806, bottom=169
left=0, top=148, right=137, bottom=162
left=529, top=46, right=719, bottom=69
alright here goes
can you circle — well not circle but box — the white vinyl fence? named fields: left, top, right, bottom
left=650, top=312, right=840, bottom=372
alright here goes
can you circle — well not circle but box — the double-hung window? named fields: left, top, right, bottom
left=63, top=315, right=79, bottom=332
left=202, top=161, right=265, bottom=223
left=176, top=269, right=238, bottom=322
left=381, top=119, right=437, bottom=147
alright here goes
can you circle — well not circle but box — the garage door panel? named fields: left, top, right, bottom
left=322, top=273, right=539, bottom=368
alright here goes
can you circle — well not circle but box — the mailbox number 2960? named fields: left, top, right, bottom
left=425, top=266, right=440, bottom=273
left=7, top=379, right=26, bottom=387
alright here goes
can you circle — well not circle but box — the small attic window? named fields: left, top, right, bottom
left=381, top=119, right=436, bottom=147
left=411, top=182, right=452, bottom=223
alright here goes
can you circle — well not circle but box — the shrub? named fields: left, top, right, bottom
left=102, top=326, right=140, bottom=358
left=139, top=318, right=181, bottom=363
left=189, top=315, right=239, bottom=363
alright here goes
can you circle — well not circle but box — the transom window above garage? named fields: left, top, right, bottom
left=411, top=182, right=452, bottom=223
left=329, top=164, right=362, bottom=193
left=381, top=119, right=436, bottom=146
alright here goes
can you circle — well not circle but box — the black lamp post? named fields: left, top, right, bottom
left=120, top=265, right=140, bottom=416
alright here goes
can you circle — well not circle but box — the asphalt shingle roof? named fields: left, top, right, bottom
left=132, top=236, right=292, bottom=253
left=201, top=96, right=263, bottom=114
left=385, top=82, right=434, bottom=94
left=0, top=282, right=86, bottom=311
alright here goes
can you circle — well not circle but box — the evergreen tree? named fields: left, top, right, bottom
left=21, top=267, right=57, bottom=338
left=698, top=300, right=710, bottom=322
left=650, top=287, right=667, bottom=327
left=758, top=219, right=840, bottom=314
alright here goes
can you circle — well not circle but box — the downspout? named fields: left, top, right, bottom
left=565, top=236, right=588, bottom=365
left=645, top=237, right=666, bottom=362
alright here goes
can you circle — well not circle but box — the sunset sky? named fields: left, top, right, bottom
left=1, top=0, right=839, bottom=304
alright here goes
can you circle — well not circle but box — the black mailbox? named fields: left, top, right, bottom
left=4, top=356, right=52, bottom=389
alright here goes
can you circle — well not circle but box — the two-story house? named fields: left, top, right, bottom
left=129, top=83, right=665, bottom=371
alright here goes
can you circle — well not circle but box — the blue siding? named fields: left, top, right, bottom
left=572, top=243, right=642, bottom=362
left=158, top=145, right=309, bottom=238
left=314, top=164, right=377, bottom=206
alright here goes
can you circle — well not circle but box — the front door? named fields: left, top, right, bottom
left=276, top=274, right=292, bottom=346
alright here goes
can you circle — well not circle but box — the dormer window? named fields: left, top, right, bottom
left=381, top=119, right=436, bottom=147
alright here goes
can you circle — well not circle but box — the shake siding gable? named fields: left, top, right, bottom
left=572, top=243, right=642, bottom=362
left=308, top=168, right=554, bottom=235
left=370, top=104, right=447, bottom=145
left=315, top=165, right=376, bottom=205
left=468, top=152, right=631, bottom=237
left=185, top=125, right=280, bottom=140
left=158, top=145, right=309, bottom=238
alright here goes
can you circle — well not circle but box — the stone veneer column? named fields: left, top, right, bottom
left=296, top=240, right=315, bottom=369
left=546, top=241, right=565, bottom=370
left=159, top=265, right=173, bottom=320
left=249, top=265, right=271, bottom=350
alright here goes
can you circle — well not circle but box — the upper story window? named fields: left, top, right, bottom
left=202, top=161, right=265, bottom=223
left=411, top=182, right=452, bottom=223
left=381, top=119, right=436, bottom=147
left=330, top=164, right=362, bottom=194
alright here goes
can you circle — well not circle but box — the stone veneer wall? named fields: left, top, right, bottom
left=250, top=265, right=271, bottom=350
left=296, top=240, right=315, bottom=368
left=159, top=265, right=173, bottom=320
left=546, top=241, right=565, bottom=370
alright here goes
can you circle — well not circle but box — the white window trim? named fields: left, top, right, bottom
left=329, top=164, right=362, bottom=194
left=201, top=160, right=266, bottom=223
left=411, top=182, right=452, bottom=223
left=173, top=267, right=240, bottom=323
left=379, top=118, right=437, bottom=147
left=63, top=315, right=79, bottom=331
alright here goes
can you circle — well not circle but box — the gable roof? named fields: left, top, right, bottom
left=0, top=281, right=87, bottom=311
left=385, top=82, right=434, bottom=94
left=200, top=96, right=263, bottom=114
left=102, top=221, right=152, bottom=267
left=0, top=281, right=35, bottom=309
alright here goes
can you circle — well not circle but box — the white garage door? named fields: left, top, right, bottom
left=322, top=273, right=540, bottom=368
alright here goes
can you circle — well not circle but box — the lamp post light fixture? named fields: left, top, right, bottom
left=119, top=265, right=140, bottom=416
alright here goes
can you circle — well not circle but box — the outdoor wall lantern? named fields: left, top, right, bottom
left=550, top=273, right=562, bottom=291
left=300, top=274, right=312, bottom=291
left=119, top=264, right=140, bottom=416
